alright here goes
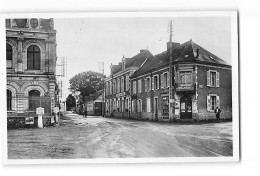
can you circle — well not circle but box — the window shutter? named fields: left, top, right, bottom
left=206, top=70, right=210, bottom=87
left=161, top=74, right=164, bottom=88
left=144, top=78, right=147, bottom=91
left=207, top=95, right=211, bottom=111
left=216, top=72, right=220, bottom=87
left=152, top=76, right=154, bottom=90
left=216, top=96, right=220, bottom=108
left=157, top=76, right=160, bottom=89
left=167, top=72, right=170, bottom=87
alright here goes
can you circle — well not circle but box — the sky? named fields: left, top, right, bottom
left=54, top=16, right=231, bottom=98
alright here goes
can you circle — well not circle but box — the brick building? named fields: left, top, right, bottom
left=104, top=50, right=153, bottom=118
left=6, top=18, right=58, bottom=117
left=130, top=39, right=232, bottom=121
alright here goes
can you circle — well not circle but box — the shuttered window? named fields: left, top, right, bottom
left=27, top=45, right=40, bottom=70
left=207, top=70, right=220, bottom=87
left=132, top=81, right=137, bottom=94
left=146, top=98, right=151, bottom=112
left=138, top=79, right=142, bottom=93
left=207, top=95, right=220, bottom=112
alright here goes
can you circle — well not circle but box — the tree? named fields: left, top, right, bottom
left=69, top=71, right=106, bottom=101
left=66, top=94, right=76, bottom=111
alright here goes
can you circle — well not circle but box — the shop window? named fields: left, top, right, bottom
left=207, top=70, right=219, bottom=87
left=27, top=45, right=40, bottom=70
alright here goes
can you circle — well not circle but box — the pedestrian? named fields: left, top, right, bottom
left=84, top=106, right=87, bottom=118
left=215, top=107, right=221, bottom=122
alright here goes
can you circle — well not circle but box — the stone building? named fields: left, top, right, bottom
left=130, top=39, right=232, bottom=121
left=104, top=50, right=153, bottom=118
left=6, top=18, right=58, bottom=116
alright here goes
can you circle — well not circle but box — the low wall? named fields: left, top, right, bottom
left=7, top=116, right=52, bottom=129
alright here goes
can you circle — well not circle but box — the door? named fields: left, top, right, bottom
left=161, top=96, right=169, bottom=119
left=180, top=95, right=192, bottom=119
left=94, top=102, right=102, bottom=116
left=154, top=97, right=158, bottom=120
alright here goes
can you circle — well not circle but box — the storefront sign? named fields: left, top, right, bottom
left=176, top=85, right=194, bottom=91
left=25, top=117, right=34, bottom=125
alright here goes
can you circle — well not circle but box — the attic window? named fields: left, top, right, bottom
left=209, top=56, right=215, bottom=60
left=185, top=55, right=189, bottom=58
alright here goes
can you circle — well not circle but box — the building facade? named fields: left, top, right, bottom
left=104, top=50, right=153, bottom=118
left=6, top=18, right=58, bottom=116
left=130, top=40, right=232, bottom=121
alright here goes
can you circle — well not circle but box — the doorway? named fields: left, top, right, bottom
left=180, top=95, right=192, bottom=119
left=154, top=97, right=158, bottom=121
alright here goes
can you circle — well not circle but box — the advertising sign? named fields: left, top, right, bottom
left=36, top=107, right=44, bottom=115
left=25, top=117, right=34, bottom=125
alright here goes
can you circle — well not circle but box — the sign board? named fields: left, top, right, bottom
left=36, top=107, right=44, bottom=115
left=53, top=107, right=59, bottom=113
left=116, top=92, right=126, bottom=98
left=25, top=117, right=34, bottom=125
left=176, top=85, right=194, bottom=92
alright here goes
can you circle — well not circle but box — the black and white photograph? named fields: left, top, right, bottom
left=1, top=12, right=239, bottom=164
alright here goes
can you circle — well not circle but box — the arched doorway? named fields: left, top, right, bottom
left=180, top=95, right=192, bottom=119
left=28, top=90, right=41, bottom=111
left=7, top=90, right=12, bottom=110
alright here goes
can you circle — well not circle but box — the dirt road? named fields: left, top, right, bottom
left=8, top=112, right=233, bottom=159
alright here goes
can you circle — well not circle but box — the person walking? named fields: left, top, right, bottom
left=215, top=107, right=221, bottom=122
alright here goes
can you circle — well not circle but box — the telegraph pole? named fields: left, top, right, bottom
left=168, top=20, right=174, bottom=121
left=99, top=62, right=105, bottom=117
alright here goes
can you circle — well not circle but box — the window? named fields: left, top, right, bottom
left=27, top=45, right=40, bottom=70
left=207, top=95, right=220, bottom=112
left=30, top=18, right=39, bottom=28
left=110, top=81, right=112, bottom=95
left=145, top=77, right=151, bottom=91
left=6, top=44, right=12, bottom=68
left=121, top=77, right=124, bottom=92
left=138, top=79, right=142, bottom=93
left=153, top=75, right=159, bottom=90
left=28, top=90, right=41, bottom=111
left=161, top=72, right=169, bottom=88
left=146, top=98, right=151, bottom=112
left=137, top=99, right=142, bottom=112
left=7, top=90, right=12, bottom=110
left=126, top=75, right=130, bottom=91
left=117, top=78, right=120, bottom=93
left=179, top=71, right=192, bottom=85
left=132, top=100, right=136, bottom=113
left=207, top=70, right=219, bottom=87
left=113, top=80, right=116, bottom=94
left=6, top=19, right=11, bottom=27
left=132, top=81, right=137, bottom=94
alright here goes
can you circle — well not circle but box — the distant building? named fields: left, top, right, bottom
left=85, top=90, right=104, bottom=116
left=104, top=50, right=153, bottom=118
left=105, top=39, right=232, bottom=121
left=6, top=18, right=58, bottom=116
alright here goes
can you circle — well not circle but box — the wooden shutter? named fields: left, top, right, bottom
left=206, top=70, right=210, bottom=87
left=216, top=96, right=220, bottom=108
left=207, top=95, right=211, bottom=111
left=161, top=74, right=164, bottom=88
left=216, top=72, right=220, bottom=87
left=152, top=76, right=154, bottom=90
left=157, top=76, right=160, bottom=89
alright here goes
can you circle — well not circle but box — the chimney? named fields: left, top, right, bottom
left=140, top=49, right=146, bottom=53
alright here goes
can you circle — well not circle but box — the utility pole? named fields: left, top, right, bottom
left=168, top=20, right=174, bottom=121
left=99, top=62, right=105, bottom=117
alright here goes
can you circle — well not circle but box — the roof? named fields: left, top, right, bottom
left=90, top=90, right=104, bottom=101
left=132, top=40, right=230, bottom=77
left=111, top=50, right=153, bottom=75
